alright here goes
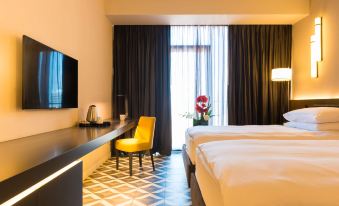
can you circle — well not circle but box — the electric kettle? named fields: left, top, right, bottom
left=86, top=105, right=98, bottom=123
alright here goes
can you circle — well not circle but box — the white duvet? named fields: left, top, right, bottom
left=197, top=140, right=339, bottom=206
left=186, top=125, right=339, bottom=164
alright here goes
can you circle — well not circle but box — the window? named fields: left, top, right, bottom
left=170, top=26, right=228, bottom=150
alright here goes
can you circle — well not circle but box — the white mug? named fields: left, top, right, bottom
left=120, top=114, right=127, bottom=121
left=96, top=117, right=103, bottom=124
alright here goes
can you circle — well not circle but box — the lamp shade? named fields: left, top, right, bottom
left=271, top=68, right=292, bottom=81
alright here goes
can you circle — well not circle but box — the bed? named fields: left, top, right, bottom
left=182, top=99, right=339, bottom=186
left=183, top=125, right=339, bottom=186
left=185, top=125, right=336, bottom=164
left=194, top=139, right=339, bottom=206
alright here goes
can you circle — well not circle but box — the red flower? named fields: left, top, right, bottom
left=195, top=104, right=204, bottom=113
left=196, top=95, right=208, bottom=103
left=195, top=95, right=210, bottom=114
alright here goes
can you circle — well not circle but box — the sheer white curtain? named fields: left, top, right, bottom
left=170, top=26, right=228, bottom=150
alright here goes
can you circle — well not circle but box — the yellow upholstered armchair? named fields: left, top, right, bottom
left=115, top=116, right=156, bottom=176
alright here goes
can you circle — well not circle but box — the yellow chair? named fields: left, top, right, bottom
left=115, top=116, right=156, bottom=176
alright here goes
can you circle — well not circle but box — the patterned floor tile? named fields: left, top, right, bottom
left=83, top=151, right=192, bottom=206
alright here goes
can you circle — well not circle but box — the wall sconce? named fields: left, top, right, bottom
left=310, top=17, right=322, bottom=78
left=271, top=68, right=292, bottom=81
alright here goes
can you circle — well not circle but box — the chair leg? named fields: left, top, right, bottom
left=139, top=152, right=142, bottom=168
left=116, top=149, right=119, bottom=170
left=129, top=153, right=133, bottom=176
left=150, top=150, right=155, bottom=171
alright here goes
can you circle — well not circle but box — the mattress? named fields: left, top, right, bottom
left=185, top=125, right=339, bottom=164
left=195, top=147, right=223, bottom=206
left=196, top=140, right=339, bottom=206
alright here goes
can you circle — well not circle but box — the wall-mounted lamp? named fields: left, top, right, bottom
left=271, top=68, right=292, bottom=81
left=310, top=17, right=322, bottom=78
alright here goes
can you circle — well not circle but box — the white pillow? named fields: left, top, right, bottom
left=283, top=107, right=339, bottom=123
left=284, top=121, right=339, bottom=131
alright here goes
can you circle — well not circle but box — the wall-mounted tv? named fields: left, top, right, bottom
left=22, top=35, right=78, bottom=109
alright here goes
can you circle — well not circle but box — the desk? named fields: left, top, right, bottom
left=0, top=120, right=135, bottom=206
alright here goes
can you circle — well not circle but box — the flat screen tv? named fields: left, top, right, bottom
left=22, top=35, right=78, bottom=109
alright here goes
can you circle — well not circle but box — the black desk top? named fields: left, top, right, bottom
left=0, top=120, right=135, bottom=202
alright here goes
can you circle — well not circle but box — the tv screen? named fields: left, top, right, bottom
left=22, top=35, right=78, bottom=109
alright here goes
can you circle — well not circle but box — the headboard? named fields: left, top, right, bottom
left=289, top=99, right=339, bottom=111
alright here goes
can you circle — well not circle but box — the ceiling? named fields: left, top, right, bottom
left=105, top=0, right=310, bottom=25
left=107, top=14, right=308, bottom=25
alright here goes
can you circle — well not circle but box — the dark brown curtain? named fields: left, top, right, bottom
left=113, top=25, right=172, bottom=155
left=228, top=25, right=292, bottom=125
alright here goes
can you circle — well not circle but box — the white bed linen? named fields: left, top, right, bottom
left=196, top=140, right=339, bottom=206
left=185, top=125, right=339, bottom=164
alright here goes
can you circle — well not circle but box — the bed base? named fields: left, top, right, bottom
left=191, top=173, right=206, bottom=206
left=182, top=144, right=195, bottom=187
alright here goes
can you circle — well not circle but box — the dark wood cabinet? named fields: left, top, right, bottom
left=16, top=162, right=82, bottom=206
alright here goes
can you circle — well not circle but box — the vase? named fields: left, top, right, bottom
left=193, top=119, right=208, bottom=126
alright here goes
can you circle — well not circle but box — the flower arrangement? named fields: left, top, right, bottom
left=182, top=95, right=213, bottom=126
left=194, top=95, right=213, bottom=125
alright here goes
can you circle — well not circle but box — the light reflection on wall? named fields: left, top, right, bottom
left=292, top=95, right=339, bottom=100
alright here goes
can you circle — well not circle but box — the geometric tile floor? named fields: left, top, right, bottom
left=83, top=151, right=192, bottom=206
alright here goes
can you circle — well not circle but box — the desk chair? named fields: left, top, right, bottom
left=115, top=116, right=156, bottom=176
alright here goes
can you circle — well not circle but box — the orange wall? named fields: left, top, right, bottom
left=292, top=0, right=339, bottom=100
left=0, top=0, right=113, bottom=142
